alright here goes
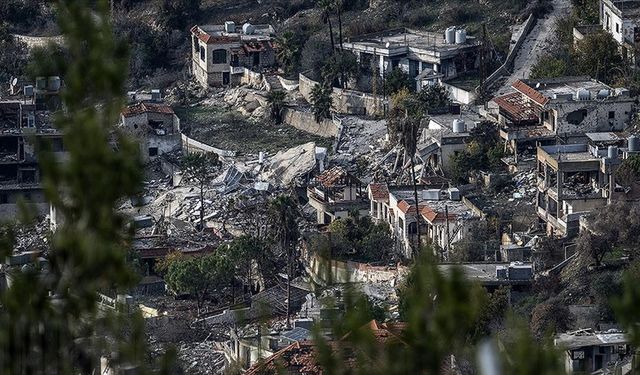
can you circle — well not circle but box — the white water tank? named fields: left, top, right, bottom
left=576, top=89, right=591, bottom=101
left=453, top=118, right=466, bottom=133
left=242, top=23, right=255, bottom=35
left=608, top=145, right=618, bottom=159
left=48, top=76, right=61, bottom=91
left=151, top=89, right=161, bottom=101
left=455, top=29, right=467, bottom=44
left=445, top=27, right=456, bottom=44
left=628, top=135, right=640, bottom=152
left=224, top=21, right=235, bottom=33
left=597, top=89, right=610, bottom=99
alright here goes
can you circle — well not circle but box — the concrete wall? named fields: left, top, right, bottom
left=181, top=134, right=236, bottom=157
left=481, top=14, right=536, bottom=92
left=299, top=72, right=385, bottom=116
left=304, top=249, right=408, bottom=285
left=442, top=82, right=476, bottom=104
left=282, top=108, right=338, bottom=138
left=550, top=99, right=634, bottom=135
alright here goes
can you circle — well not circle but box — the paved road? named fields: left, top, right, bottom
left=495, top=0, right=572, bottom=96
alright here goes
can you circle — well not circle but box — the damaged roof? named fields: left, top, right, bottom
left=122, top=102, right=175, bottom=118
left=368, top=183, right=389, bottom=202
left=493, top=92, right=541, bottom=123
left=512, top=80, right=550, bottom=106
left=316, top=166, right=359, bottom=188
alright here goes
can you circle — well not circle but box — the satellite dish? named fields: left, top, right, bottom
left=10, top=77, right=18, bottom=86
left=535, top=83, right=541, bottom=89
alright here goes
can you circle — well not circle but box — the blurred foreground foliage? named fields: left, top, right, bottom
left=0, top=0, right=175, bottom=373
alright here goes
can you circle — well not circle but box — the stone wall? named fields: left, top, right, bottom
left=299, top=72, right=385, bottom=116
left=304, top=249, right=408, bottom=285
left=283, top=108, right=338, bottom=138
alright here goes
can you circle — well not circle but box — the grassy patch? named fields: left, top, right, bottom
left=176, top=106, right=332, bottom=155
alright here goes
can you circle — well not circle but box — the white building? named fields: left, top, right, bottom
left=120, top=101, right=181, bottom=161
left=190, top=22, right=275, bottom=87
left=367, top=183, right=479, bottom=258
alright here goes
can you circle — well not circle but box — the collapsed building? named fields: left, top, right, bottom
left=341, top=27, right=480, bottom=91
left=536, top=134, right=640, bottom=237
left=190, top=22, right=276, bottom=87
left=0, top=77, right=65, bottom=218
left=306, top=166, right=369, bottom=225
left=120, top=96, right=182, bottom=161
left=555, top=329, right=632, bottom=374
left=492, top=77, right=634, bottom=159
left=367, top=183, right=480, bottom=258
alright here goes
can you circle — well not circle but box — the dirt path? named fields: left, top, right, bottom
left=495, top=0, right=572, bottom=96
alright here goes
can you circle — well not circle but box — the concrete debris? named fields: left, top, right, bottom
left=260, top=142, right=318, bottom=186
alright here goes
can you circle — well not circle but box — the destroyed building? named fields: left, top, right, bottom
left=492, top=77, right=634, bottom=156
left=535, top=134, right=640, bottom=237
left=554, top=329, right=633, bottom=374
left=368, top=183, right=479, bottom=258
left=419, top=111, right=483, bottom=174
left=341, top=27, right=480, bottom=89
left=120, top=99, right=181, bottom=161
left=0, top=78, right=65, bottom=218
left=306, top=166, right=369, bottom=225
left=190, top=22, right=276, bottom=87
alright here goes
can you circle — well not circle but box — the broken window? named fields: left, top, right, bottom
left=199, top=46, right=205, bottom=62
left=537, top=193, right=545, bottom=210
left=212, top=49, right=227, bottom=64
left=566, top=109, right=588, bottom=125
left=548, top=198, right=558, bottom=218
left=148, top=147, right=158, bottom=157
left=252, top=52, right=260, bottom=67
left=609, top=111, right=615, bottom=119
left=562, top=171, right=597, bottom=197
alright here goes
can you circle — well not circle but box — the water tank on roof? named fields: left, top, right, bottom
left=23, top=85, right=34, bottom=97
left=48, top=76, right=61, bottom=91
left=422, top=189, right=441, bottom=201
left=445, top=27, right=456, bottom=44
left=224, top=21, right=235, bottom=33
left=35, top=77, right=47, bottom=90
left=455, top=29, right=467, bottom=44
left=608, top=145, right=618, bottom=159
left=448, top=187, right=461, bottom=201
left=453, top=118, right=466, bottom=133
left=151, top=89, right=161, bottom=101
left=628, top=135, right=640, bottom=152
left=576, top=89, right=591, bottom=100
left=597, top=89, right=610, bottom=99
left=243, top=23, right=255, bottom=35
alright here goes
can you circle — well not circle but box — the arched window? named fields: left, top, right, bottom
left=212, top=49, right=227, bottom=64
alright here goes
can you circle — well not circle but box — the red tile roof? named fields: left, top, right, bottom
left=512, top=79, right=550, bottom=106
left=420, top=206, right=458, bottom=223
left=493, top=92, right=541, bottom=123
left=368, top=183, right=389, bottom=202
left=397, top=200, right=426, bottom=215
left=122, top=102, right=175, bottom=118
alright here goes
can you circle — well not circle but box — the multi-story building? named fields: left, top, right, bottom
left=601, top=0, right=640, bottom=59
left=120, top=97, right=181, bottom=162
left=341, top=27, right=480, bottom=90
left=190, top=22, right=276, bottom=87
left=0, top=77, right=65, bottom=218
left=493, top=76, right=634, bottom=156
left=306, top=166, right=369, bottom=225
left=367, top=183, right=479, bottom=258
left=536, top=134, right=640, bottom=237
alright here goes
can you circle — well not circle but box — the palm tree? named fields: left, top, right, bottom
left=310, top=83, right=333, bottom=122
left=275, top=31, right=299, bottom=76
left=266, top=90, right=287, bottom=124
left=269, top=194, right=300, bottom=328
left=317, top=0, right=336, bottom=52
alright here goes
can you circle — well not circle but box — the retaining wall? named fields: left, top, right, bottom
left=283, top=108, right=338, bottom=138
left=299, top=72, right=385, bottom=116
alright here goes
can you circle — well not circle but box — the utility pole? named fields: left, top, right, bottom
left=445, top=205, right=450, bottom=260
left=479, top=23, right=488, bottom=99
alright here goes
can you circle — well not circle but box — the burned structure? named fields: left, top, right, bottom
left=191, top=22, right=276, bottom=87
left=120, top=98, right=181, bottom=161
left=0, top=77, right=65, bottom=218
left=493, top=77, right=634, bottom=157
left=535, top=133, right=640, bottom=237
left=306, top=166, right=369, bottom=225
left=341, top=27, right=480, bottom=90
